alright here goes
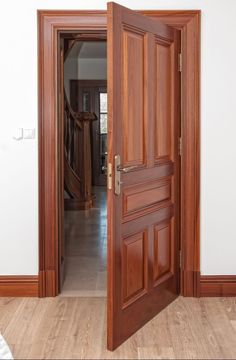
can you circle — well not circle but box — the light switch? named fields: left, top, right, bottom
left=23, top=128, right=36, bottom=139
left=13, top=128, right=23, bottom=140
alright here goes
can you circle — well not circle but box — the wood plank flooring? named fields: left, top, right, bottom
left=1, top=296, right=236, bottom=359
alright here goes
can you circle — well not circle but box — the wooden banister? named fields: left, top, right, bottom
left=64, top=92, right=97, bottom=210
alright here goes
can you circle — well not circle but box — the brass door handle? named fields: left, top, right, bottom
left=114, top=155, right=138, bottom=195
left=117, top=165, right=138, bottom=173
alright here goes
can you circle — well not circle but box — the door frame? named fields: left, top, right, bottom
left=38, top=9, right=200, bottom=297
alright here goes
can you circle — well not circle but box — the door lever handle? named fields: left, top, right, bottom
left=117, top=165, right=138, bottom=173
left=114, top=155, right=138, bottom=195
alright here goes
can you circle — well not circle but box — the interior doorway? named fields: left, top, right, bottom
left=38, top=4, right=200, bottom=351
left=60, top=37, right=108, bottom=296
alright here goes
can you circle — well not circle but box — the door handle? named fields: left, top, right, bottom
left=114, top=155, right=121, bottom=195
left=102, top=165, right=107, bottom=174
left=114, top=155, right=137, bottom=195
left=117, top=165, right=138, bottom=173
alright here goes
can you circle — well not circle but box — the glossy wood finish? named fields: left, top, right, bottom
left=38, top=11, right=107, bottom=297
left=143, top=9, right=201, bottom=298
left=200, top=276, right=236, bottom=297
left=123, top=179, right=171, bottom=216
left=0, top=276, right=38, bottom=297
left=122, top=29, right=145, bottom=167
left=107, top=3, right=181, bottom=349
left=38, top=9, right=200, bottom=301
left=58, top=42, right=65, bottom=292
left=2, top=297, right=236, bottom=359
left=153, top=221, right=172, bottom=284
left=155, top=43, right=171, bottom=160
left=122, top=231, right=148, bottom=307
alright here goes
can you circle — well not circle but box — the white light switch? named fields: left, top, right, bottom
left=13, top=128, right=23, bottom=140
left=23, top=128, right=36, bottom=139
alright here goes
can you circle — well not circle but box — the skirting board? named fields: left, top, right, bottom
left=0, top=276, right=38, bottom=297
left=1, top=274, right=235, bottom=298
left=200, top=275, right=236, bottom=297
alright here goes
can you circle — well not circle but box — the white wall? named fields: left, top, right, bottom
left=64, top=57, right=107, bottom=98
left=78, top=59, right=107, bottom=80
left=0, top=0, right=236, bottom=275
left=64, top=58, right=78, bottom=99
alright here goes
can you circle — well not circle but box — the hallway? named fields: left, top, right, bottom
left=61, top=186, right=107, bottom=297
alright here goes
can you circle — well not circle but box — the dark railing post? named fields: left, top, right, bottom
left=64, top=94, right=97, bottom=210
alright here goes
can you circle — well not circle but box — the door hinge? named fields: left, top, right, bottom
left=179, top=137, right=182, bottom=156
left=179, top=250, right=182, bottom=269
left=178, top=53, right=182, bottom=72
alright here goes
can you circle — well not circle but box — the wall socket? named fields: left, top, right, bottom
left=23, top=128, right=35, bottom=139
left=13, top=128, right=36, bottom=140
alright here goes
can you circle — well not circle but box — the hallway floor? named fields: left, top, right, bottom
left=1, top=296, right=236, bottom=359
left=61, top=186, right=107, bottom=297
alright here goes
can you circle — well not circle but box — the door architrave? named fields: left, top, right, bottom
left=38, top=9, right=200, bottom=298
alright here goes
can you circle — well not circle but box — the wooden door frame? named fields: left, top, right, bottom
left=38, top=9, right=200, bottom=297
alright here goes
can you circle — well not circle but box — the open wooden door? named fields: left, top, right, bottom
left=107, top=2, right=181, bottom=350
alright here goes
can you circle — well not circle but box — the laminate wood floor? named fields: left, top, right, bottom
left=62, top=186, right=107, bottom=297
left=1, top=296, right=236, bottom=359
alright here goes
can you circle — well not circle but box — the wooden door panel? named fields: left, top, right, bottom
left=122, top=230, right=148, bottom=307
left=107, top=2, right=180, bottom=350
left=122, top=206, right=173, bottom=235
left=123, top=179, right=171, bottom=217
left=153, top=221, right=172, bottom=284
left=155, top=41, right=172, bottom=161
left=122, top=28, right=146, bottom=167
left=124, top=162, right=173, bottom=185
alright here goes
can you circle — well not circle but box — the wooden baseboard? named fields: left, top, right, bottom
left=181, top=270, right=200, bottom=297
left=200, top=275, right=236, bottom=297
left=2, top=274, right=234, bottom=297
left=0, top=275, right=39, bottom=297
left=39, top=270, right=57, bottom=297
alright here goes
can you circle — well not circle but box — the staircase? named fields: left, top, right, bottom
left=64, top=91, right=97, bottom=210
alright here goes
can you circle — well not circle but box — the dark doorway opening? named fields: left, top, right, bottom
left=59, top=35, right=108, bottom=296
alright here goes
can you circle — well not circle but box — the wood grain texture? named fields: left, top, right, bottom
left=2, top=297, right=236, bottom=359
left=122, top=231, right=148, bottom=307
left=122, top=28, right=145, bottom=167
left=107, top=3, right=180, bottom=349
left=200, top=276, right=236, bottom=297
left=140, top=10, right=201, bottom=298
left=123, top=179, right=170, bottom=216
left=38, top=9, right=200, bottom=301
left=155, top=40, right=171, bottom=161
left=153, top=221, right=172, bottom=283
left=0, top=276, right=38, bottom=297
left=38, top=11, right=107, bottom=297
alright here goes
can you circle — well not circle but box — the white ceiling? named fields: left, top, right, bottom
left=68, top=41, right=107, bottom=59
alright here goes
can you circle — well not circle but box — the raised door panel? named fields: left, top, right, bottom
left=155, top=41, right=172, bottom=161
left=122, top=230, right=148, bottom=307
left=122, top=28, right=146, bottom=167
left=153, top=221, right=173, bottom=285
left=107, top=2, right=180, bottom=350
left=123, top=179, right=171, bottom=218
